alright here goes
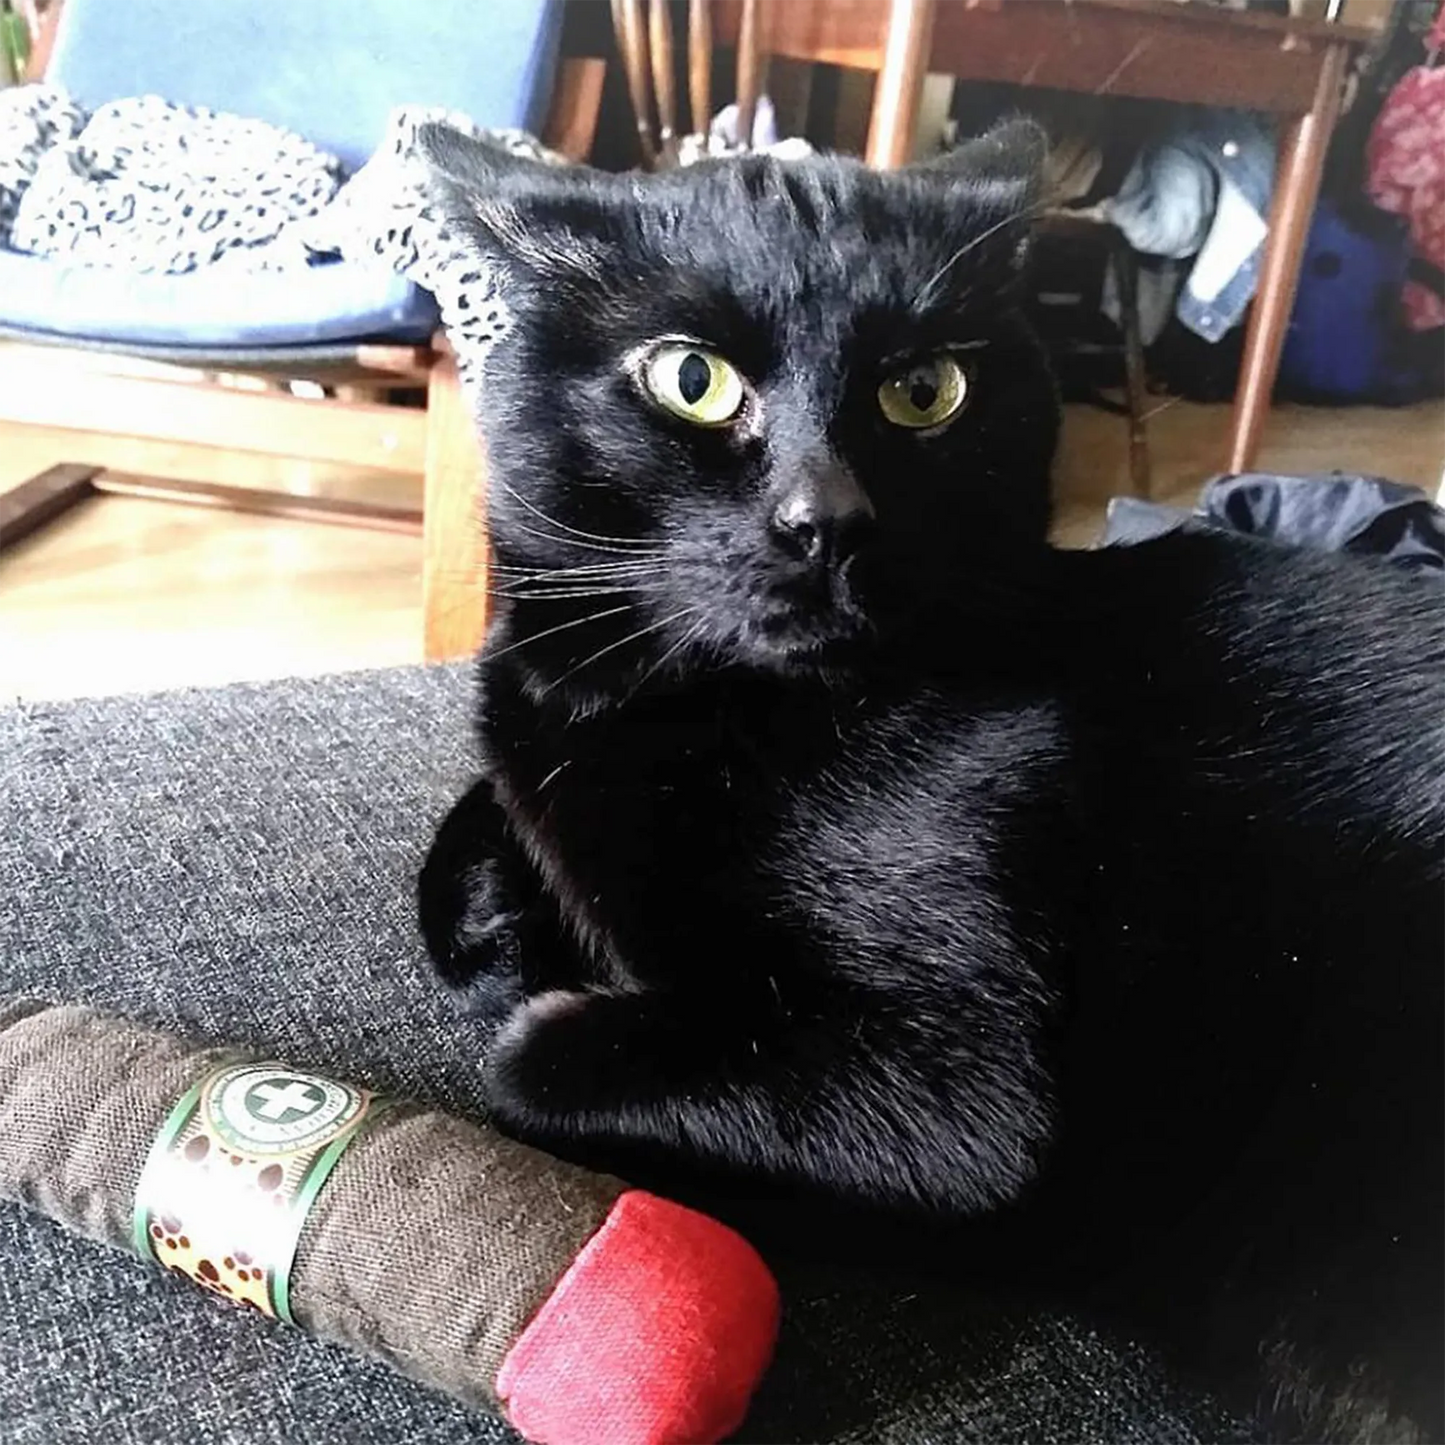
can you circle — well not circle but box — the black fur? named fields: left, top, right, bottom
left=415, top=123, right=1444, bottom=1441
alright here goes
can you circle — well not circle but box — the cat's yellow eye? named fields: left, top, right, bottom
left=643, top=344, right=746, bottom=427
left=877, top=354, right=971, bottom=430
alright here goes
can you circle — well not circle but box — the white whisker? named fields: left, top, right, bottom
left=540, top=606, right=698, bottom=696
left=628, top=619, right=705, bottom=698
left=506, top=521, right=665, bottom=557
left=491, top=557, right=662, bottom=576
left=490, top=558, right=665, bottom=583
left=914, top=197, right=1050, bottom=311
left=491, top=474, right=658, bottom=551
left=490, top=583, right=671, bottom=602
left=482, top=604, right=634, bottom=664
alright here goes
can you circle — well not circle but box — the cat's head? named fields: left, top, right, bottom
left=421, top=121, right=1058, bottom=703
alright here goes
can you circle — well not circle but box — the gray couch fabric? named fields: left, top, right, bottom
left=0, top=665, right=1242, bottom=1444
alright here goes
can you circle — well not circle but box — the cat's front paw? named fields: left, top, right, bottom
left=419, top=853, right=526, bottom=989
left=485, top=990, right=688, bottom=1172
left=486, top=990, right=596, bottom=1135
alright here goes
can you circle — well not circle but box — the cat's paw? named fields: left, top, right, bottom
left=485, top=990, right=599, bottom=1135
left=418, top=854, right=526, bottom=989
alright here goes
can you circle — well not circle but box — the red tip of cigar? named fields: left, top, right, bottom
left=496, top=1189, right=780, bottom=1445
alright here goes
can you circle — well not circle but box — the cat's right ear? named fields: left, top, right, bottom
left=414, top=123, right=618, bottom=284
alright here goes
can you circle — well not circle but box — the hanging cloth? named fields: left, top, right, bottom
left=1366, top=5, right=1445, bottom=331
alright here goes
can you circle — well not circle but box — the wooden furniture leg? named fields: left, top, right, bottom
left=865, top=0, right=937, bottom=168
left=613, top=0, right=659, bottom=166
left=688, top=0, right=713, bottom=134
left=648, top=0, right=680, bottom=162
left=735, top=0, right=765, bottom=151
left=1227, top=42, right=1348, bottom=474
left=543, top=57, right=609, bottom=164
left=422, top=349, right=490, bottom=663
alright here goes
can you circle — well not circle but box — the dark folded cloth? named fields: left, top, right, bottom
left=1103, top=472, right=1445, bottom=572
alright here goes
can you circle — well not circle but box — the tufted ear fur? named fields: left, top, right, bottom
left=414, top=122, right=623, bottom=284
left=916, top=117, right=1049, bottom=206
left=908, top=118, right=1049, bottom=303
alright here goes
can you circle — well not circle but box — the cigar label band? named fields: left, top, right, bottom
left=132, top=1060, right=389, bottom=1324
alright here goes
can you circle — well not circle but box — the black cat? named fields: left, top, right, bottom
left=415, top=121, right=1444, bottom=1442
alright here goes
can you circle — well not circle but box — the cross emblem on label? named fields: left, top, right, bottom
left=248, top=1079, right=323, bottom=1123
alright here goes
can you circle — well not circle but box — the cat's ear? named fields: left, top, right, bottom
left=917, top=117, right=1049, bottom=211
left=909, top=118, right=1047, bottom=296
left=415, top=122, right=550, bottom=191
left=414, top=123, right=618, bottom=283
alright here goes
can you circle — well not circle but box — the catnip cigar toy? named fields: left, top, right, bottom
left=0, top=998, right=779, bottom=1445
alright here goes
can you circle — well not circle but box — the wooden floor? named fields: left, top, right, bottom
left=2, top=399, right=1441, bottom=702
left=0, top=427, right=424, bottom=701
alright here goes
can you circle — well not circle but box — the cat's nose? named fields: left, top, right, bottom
left=770, top=466, right=876, bottom=567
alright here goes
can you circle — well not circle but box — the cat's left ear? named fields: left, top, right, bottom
left=916, top=117, right=1049, bottom=211
left=414, top=123, right=620, bottom=284
left=910, top=118, right=1047, bottom=286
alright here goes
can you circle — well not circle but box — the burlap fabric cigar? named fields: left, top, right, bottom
left=0, top=998, right=780, bottom=1445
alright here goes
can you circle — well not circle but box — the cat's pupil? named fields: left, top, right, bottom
left=678, top=353, right=712, bottom=405
left=908, top=371, right=938, bottom=412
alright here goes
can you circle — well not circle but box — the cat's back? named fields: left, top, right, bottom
left=1048, top=530, right=1445, bottom=869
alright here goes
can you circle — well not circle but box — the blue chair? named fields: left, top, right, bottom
left=0, top=0, right=601, bottom=660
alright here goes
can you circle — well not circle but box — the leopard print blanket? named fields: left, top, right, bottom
left=1, top=90, right=343, bottom=272
left=0, top=85, right=559, bottom=391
